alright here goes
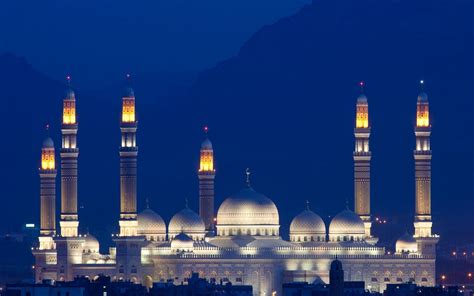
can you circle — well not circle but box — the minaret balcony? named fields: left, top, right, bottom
left=61, top=123, right=78, bottom=130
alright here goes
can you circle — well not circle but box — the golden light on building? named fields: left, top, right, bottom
left=41, top=147, right=55, bottom=170
left=199, top=150, right=214, bottom=172
left=356, top=104, right=369, bottom=128
left=63, top=99, right=76, bottom=125
left=416, top=103, right=429, bottom=127
left=122, top=97, right=136, bottom=123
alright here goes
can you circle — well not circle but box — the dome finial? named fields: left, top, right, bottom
left=203, top=125, right=209, bottom=134
left=345, top=199, right=349, bottom=210
left=305, top=200, right=310, bottom=210
left=185, top=197, right=189, bottom=209
left=145, top=198, right=150, bottom=209
left=66, top=75, right=71, bottom=86
left=419, top=79, right=425, bottom=92
left=245, top=168, right=251, bottom=187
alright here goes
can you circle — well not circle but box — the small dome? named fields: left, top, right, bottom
left=418, top=92, right=428, bottom=102
left=329, top=209, right=365, bottom=241
left=357, top=94, right=368, bottom=103
left=124, top=87, right=135, bottom=98
left=137, top=208, right=166, bottom=237
left=84, top=234, right=100, bottom=253
left=168, top=208, right=205, bottom=240
left=396, top=232, right=418, bottom=253
left=217, top=187, right=279, bottom=226
left=290, top=208, right=326, bottom=243
left=65, top=88, right=75, bottom=99
left=170, top=232, right=194, bottom=251
left=173, top=232, right=193, bottom=242
left=290, top=209, right=326, bottom=235
left=42, top=137, right=54, bottom=148
left=201, top=138, right=213, bottom=150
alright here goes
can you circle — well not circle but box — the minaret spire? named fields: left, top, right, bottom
left=198, top=125, right=216, bottom=233
left=38, top=127, right=57, bottom=249
left=413, top=81, right=439, bottom=255
left=60, top=76, right=79, bottom=237
left=353, top=81, right=373, bottom=241
left=119, top=74, right=139, bottom=236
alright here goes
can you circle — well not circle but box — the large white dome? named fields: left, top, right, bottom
left=290, top=208, right=326, bottom=242
left=168, top=208, right=205, bottom=240
left=329, top=209, right=365, bottom=242
left=217, top=187, right=280, bottom=236
left=137, top=208, right=166, bottom=241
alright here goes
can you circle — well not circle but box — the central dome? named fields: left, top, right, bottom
left=217, top=186, right=279, bottom=236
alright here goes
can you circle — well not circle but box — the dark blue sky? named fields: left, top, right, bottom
left=0, top=0, right=309, bottom=88
left=0, top=0, right=472, bottom=249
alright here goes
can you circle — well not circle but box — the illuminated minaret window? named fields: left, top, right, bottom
left=353, top=82, right=373, bottom=239
left=119, top=75, right=139, bottom=236
left=39, top=128, right=57, bottom=250
left=60, top=77, right=80, bottom=237
left=198, top=126, right=216, bottom=232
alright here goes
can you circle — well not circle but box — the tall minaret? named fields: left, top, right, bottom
left=60, top=77, right=79, bottom=237
left=353, top=82, right=372, bottom=238
left=413, top=81, right=432, bottom=237
left=119, top=76, right=138, bottom=236
left=413, top=81, right=438, bottom=255
left=198, top=126, right=216, bottom=232
left=38, top=129, right=57, bottom=250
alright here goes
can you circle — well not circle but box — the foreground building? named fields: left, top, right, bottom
left=33, top=81, right=439, bottom=295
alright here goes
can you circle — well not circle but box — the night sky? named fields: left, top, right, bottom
left=0, top=0, right=472, bottom=250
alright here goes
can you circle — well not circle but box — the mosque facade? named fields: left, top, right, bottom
left=33, top=81, right=439, bottom=295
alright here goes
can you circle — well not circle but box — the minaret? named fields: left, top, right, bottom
left=60, top=77, right=79, bottom=237
left=413, top=81, right=438, bottom=255
left=119, top=76, right=138, bottom=236
left=353, top=82, right=372, bottom=238
left=198, top=126, right=216, bottom=232
left=38, top=129, right=57, bottom=250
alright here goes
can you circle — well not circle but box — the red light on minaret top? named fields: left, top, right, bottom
left=199, top=125, right=214, bottom=172
left=41, top=125, right=55, bottom=171
left=63, top=76, right=76, bottom=125
left=356, top=81, right=369, bottom=128
left=122, top=74, right=136, bottom=123
left=416, top=80, right=430, bottom=127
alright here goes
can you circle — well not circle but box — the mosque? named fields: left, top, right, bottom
left=33, top=81, right=439, bottom=294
